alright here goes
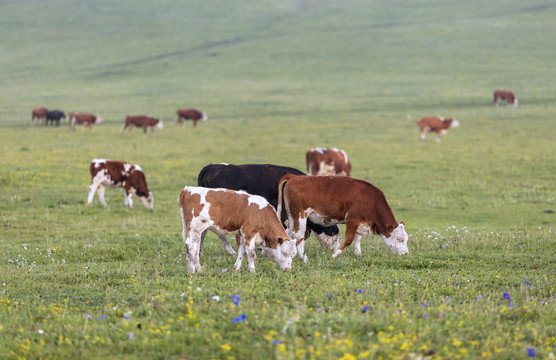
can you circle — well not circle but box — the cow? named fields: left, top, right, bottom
left=176, top=109, right=208, bottom=127
left=493, top=90, right=518, bottom=107
left=88, top=159, right=153, bottom=209
left=45, top=110, right=66, bottom=126
left=197, top=163, right=341, bottom=254
left=31, top=107, right=48, bottom=125
left=69, top=112, right=102, bottom=130
left=306, top=147, right=351, bottom=176
left=179, top=186, right=297, bottom=273
left=121, top=115, right=163, bottom=134
left=277, top=174, right=409, bottom=262
left=414, top=116, right=460, bottom=142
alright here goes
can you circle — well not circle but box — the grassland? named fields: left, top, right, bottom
left=1, top=0, right=555, bottom=359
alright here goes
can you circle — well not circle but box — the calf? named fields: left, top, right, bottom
left=415, top=116, right=460, bottom=142
left=277, top=174, right=409, bottom=262
left=88, top=159, right=153, bottom=208
left=493, top=90, right=518, bottom=107
left=69, top=112, right=102, bottom=130
left=45, top=110, right=66, bottom=126
left=197, top=163, right=341, bottom=253
left=179, top=186, right=297, bottom=273
left=32, top=107, right=48, bottom=125
left=306, top=147, right=351, bottom=176
left=121, top=115, right=163, bottom=134
left=176, top=108, right=208, bottom=127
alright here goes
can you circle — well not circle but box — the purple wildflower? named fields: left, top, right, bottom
left=273, top=340, right=283, bottom=345
left=361, top=306, right=369, bottom=313
left=477, top=294, right=482, bottom=300
left=439, top=312, right=444, bottom=318
left=421, top=303, right=428, bottom=307
left=503, top=292, right=511, bottom=301
left=327, top=294, right=333, bottom=297
left=424, top=314, right=430, bottom=318
left=124, top=315, right=130, bottom=320
left=446, top=297, right=451, bottom=303
left=129, top=333, right=134, bottom=339
left=85, top=314, right=92, bottom=320
left=358, top=289, right=363, bottom=294
left=231, top=294, right=241, bottom=306
left=527, top=347, right=536, bottom=357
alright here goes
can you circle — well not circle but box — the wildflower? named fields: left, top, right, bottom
left=232, top=314, right=246, bottom=324
left=85, top=314, right=92, bottom=320
left=361, top=306, right=369, bottom=313
left=212, top=295, right=220, bottom=302
left=358, top=289, right=363, bottom=294
left=477, top=294, right=482, bottom=300
left=327, top=294, right=333, bottom=297
left=273, top=340, right=283, bottom=345
left=527, top=347, right=536, bottom=357
left=129, top=333, right=134, bottom=339
left=124, top=315, right=131, bottom=320
left=231, top=295, right=241, bottom=306
left=446, top=297, right=451, bottom=303
left=509, top=302, right=513, bottom=309
left=422, top=303, right=428, bottom=307
left=439, top=312, right=444, bottom=318
left=424, top=314, right=430, bottom=318
left=503, top=292, right=511, bottom=301
left=221, top=344, right=231, bottom=351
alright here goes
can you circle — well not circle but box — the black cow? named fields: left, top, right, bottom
left=197, top=163, right=341, bottom=255
left=45, top=110, right=66, bottom=126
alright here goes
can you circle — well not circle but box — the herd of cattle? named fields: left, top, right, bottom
left=31, top=107, right=207, bottom=132
left=32, top=89, right=517, bottom=142
left=87, top=147, right=407, bottom=273
left=42, top=89, right=519, bottom=273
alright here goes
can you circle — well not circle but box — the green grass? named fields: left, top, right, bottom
left=1, top=0, right=555, bottom=359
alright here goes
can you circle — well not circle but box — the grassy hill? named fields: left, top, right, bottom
left=0, top=0, right=555, bottom=358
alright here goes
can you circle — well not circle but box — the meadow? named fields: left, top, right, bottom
left=0, top=0, right=555, bottom=359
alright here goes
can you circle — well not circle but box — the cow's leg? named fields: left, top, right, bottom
left=124, top=189, right=134, bottom=208
left=97, top=184, right=107, bottom=207
left=420, top=130, right=426, bottom=142
left=87, top=182, right=100, bottom=206
left=332, top=223, right=357, bottom=259
left=234, top=237, right=246, bottom=271
left=435, top=133, right=441, bottom=143
left=353, top=233, right=364, bottom=256
left=219, top=235, right=236, bottom=255
left=292, top=217, right=309, bottom=263
left=184, top=231, right=202, bottom=273
left=199, top=230, right=207, bottom=257
left=245, top=235, right=258, bottom=273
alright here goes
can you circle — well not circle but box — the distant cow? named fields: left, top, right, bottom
left=415, top=116, right=460, bottom=142
left=121, top=115, right=163, bottom=134
left=176, top=109, right=207, bottom=127
left=277, top=174, right=409, bottom=262
left=31, top=107, right=48, bottom=125
left=179, top=186, right=297, bottom=273
left=88, top=159, right=153, bottom=208
left=197, top=163, right=341, bottom=253
left=493, top=90, right=518, bottom=107
left=69, top=112, right=102, bottom=130
left=45, top=110, right=66, bottom=126
left=306, top=147, right=351, bottom=176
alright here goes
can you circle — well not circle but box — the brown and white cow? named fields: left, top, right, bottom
left=179, top=186, right=297, bottom=273
left=415, top=116, right=460, bottom=142
left=88, top=159, right=153, bottom=208
left=32, top=107, right=48, bottom=125
left=69, top=112, right=102, bottom=130
left=493, top=90, right=518, bottom=107
left=121, top=115, right=163, bottom=134
left=277, top=174, right=409, bottom=262
left=306, top=147, right=352, bottom=176
left=176, top=109, right=208, bottom=127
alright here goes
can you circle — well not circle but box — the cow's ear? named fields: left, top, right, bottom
left=277, top=237, right=284, bottom=245
left=386, top=224, right=394, bottom=234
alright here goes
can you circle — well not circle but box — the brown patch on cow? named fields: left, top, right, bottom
left=121, top=115, right=162, bottom=134
left=416, top=116, right=459, bottom=142
left=306, top=148, right=351, bottom=176
left=32, top=107, right=48, bottom=124
left=90, top=160, right=150, bottom=198
left=69, top=112, right=101, bottom=130
left=493, top=90, right=517, bottom=106
left=176, top=109, right=207, bottom=127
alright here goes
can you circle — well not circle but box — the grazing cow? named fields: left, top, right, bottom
left=45, top=110, right=66, bottom=126
left=121, top=115, right=163, bottom=134
left=69, top=112, right=102, bottom=130
left=415, top=116, right=460, bottom=142
left=306, top=147, right=351, bottom=176
left=179, top=186, right=297, bottom=273
left=176, top=108, right=208, bottom=127
left=31, top=107, right=48, bottom=125
left=277, top=174, right=409, bottom=262
left=88, top=159, right=153, bottom=208
left=493, top=90, right=518, bottom=106
left=197, top=163, right=341, bottom=253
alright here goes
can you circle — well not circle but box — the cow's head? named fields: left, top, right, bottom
left=202, top=112, right=208, bottom=121
left=95, top=116, right=103, bottom=124
left=314, top=225, right=341, bottom=250
left=140, top=191, right=154, bottom=209
left=261, top=238, right=297, bottom=271
left=156, top=120, right=164, bottom=129
left=380, top=223, right=409, bottom=255
left=513, top=98, right=518, bottom=107
left=449, top=119, right=460, bottom=128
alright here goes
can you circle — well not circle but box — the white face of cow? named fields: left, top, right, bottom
left=157, top=120, right=164, bottom=129
left=380, top=223, right=409, bottom=255
left=140, top=191, right=154, bottom=209
left=451, top=119, right=460, bottom=128
left=262, top=239, right=297, bottom=271
left=315, top=232, right=341, bottom=250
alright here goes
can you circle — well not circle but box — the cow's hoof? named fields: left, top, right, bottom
left=331, top=249, right=343, bottom=258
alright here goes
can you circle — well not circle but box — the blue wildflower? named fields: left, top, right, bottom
left=273, top=340, right=283, bottom=345
left=527, top=347, right=536, bottom=357
left=361, top=306, right=369, bottom=313
left=424, top=314, right=430, bottom=318
left=477, top=294, right=482, bottom=300
left=85, top=314, right=92, bottom=320
left=231, top=294, right=241, bottom=306
left=327, top=294, right=333, bottom=297
left=503, top=292, right=511, bottom=301
left=421, top=303, right=428, bottom=307
left=358, top=289, right=363, bottom=294
left=124, top=315, right=131, bottom=320
left=446, top=297, right=451, bottom=303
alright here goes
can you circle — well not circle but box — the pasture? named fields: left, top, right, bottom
left=1, top=0, right=555, bottom=358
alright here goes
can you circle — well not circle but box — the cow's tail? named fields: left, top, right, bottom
left=196, top=164, right=213, bottom=186
left=277, top=173, right=298, bottom=220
